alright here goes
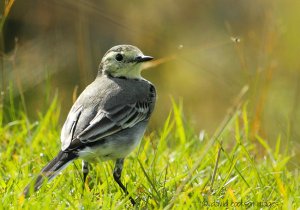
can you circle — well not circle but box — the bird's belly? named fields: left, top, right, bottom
left=77, top=122, right=147, bottom=162
left=78, top=140, right=139, bottom=162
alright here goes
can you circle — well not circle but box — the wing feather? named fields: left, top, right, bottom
left=60, top=105, right=83, bottom=150
left=75, top=101, right=151, bottom=145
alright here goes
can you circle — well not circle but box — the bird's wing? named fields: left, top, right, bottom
left=63, top=100, right=152, bottom=151
left=60, top=105, right=83, bottom=150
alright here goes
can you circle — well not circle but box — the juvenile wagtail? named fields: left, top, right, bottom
left=23, top=45, right=156, bottom=205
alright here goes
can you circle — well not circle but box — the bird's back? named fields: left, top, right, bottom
left=60, top=75, right=156, bottom=151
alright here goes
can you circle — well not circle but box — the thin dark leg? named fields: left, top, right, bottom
left=113, top=158, right=136, bottom=205
left=82, top=160, right=89, bottom=190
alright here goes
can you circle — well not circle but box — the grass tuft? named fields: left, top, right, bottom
left=0, top=95, right=299, bottom=209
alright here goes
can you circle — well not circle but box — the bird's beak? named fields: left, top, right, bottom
left=135, top=55, right=154, bottom=63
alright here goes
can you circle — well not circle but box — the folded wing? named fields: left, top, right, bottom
left=62, top=101, right=151, bottom=151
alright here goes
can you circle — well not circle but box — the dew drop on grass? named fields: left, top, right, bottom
left=70, top=188, right=75, bottom=195
left=169, top=152, right=176, bottom=162
left=199, top=130, right=205, bottom=142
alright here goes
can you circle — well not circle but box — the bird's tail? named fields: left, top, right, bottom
left=23, top=150, right=77, bottom=197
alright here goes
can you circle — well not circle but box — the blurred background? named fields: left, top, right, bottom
left=1, top=0, right=299, bottom=165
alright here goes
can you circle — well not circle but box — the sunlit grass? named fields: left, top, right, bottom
left=0, top=0, right=299, bottom=208
left=0, top=93, right=299, bottom=209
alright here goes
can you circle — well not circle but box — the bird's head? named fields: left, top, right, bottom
left=99, top=45, right=153, bottom=79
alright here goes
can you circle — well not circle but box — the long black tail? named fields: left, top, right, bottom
left=23, top=150, right=77, bottom=197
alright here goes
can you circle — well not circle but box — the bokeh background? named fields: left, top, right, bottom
left=1, top=0, right=299, bottom=166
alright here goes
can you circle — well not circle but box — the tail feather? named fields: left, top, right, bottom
left=23, top=150, right=77, bottom=197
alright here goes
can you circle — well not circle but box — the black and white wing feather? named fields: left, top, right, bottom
left=62, top=100, right=153, bottom=151
left=60, top=105, right=83, bottom=150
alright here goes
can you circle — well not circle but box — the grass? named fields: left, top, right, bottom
left=0, top=91, right=299, bottom=210
left=1, top=0, right=299, bottom=209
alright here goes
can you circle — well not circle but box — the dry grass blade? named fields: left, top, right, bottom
left=210, top=141, right=222, bottom=193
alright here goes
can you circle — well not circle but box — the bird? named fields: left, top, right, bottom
left=23, top=45, right=156, bottom=205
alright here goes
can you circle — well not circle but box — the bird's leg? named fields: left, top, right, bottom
left=82, top=160, right=89, bottom=190
left=113, top=158, right=136, bottom=205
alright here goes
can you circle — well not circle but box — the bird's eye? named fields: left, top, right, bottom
left=115, top=53, right=123, bottom=61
